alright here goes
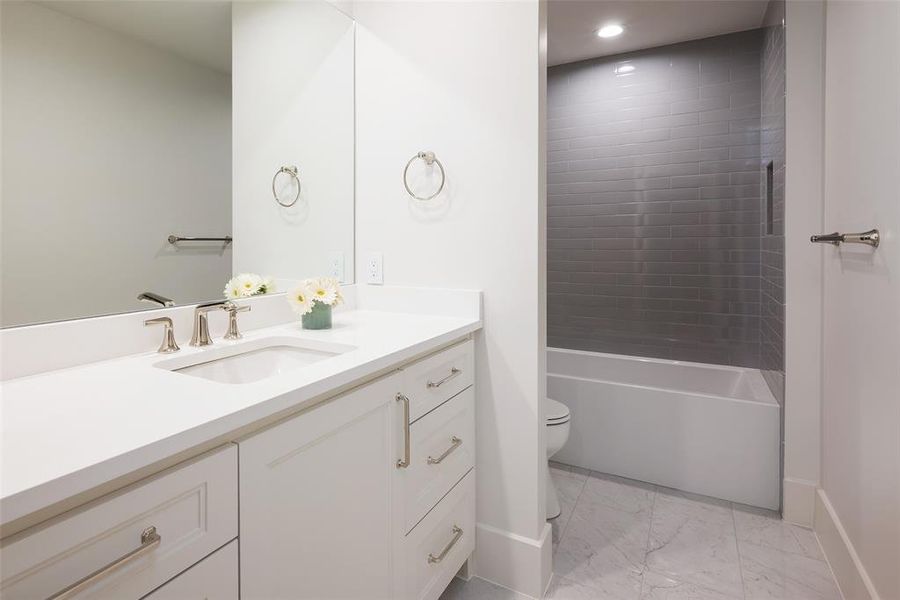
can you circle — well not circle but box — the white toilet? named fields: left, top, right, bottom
left=545, top=397, right=572, bottom=519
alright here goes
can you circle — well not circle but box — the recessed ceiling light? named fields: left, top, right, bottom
left=596, top=24, right=624, bottom=38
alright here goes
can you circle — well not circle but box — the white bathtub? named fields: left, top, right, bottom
left=548, top=348, right=781, bottom=510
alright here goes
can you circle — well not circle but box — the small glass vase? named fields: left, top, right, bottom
left=302, top=302, right=332, bottom=330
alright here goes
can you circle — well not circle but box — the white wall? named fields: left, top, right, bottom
left=232, top=1, right=354, bottom=285
left=0, top=1, right=232, bottom=326
left=817, top=2, right=900, bottom=598
left=353, top=1, right=548, bottom=595
left=782, top=0, right=825, bottom=526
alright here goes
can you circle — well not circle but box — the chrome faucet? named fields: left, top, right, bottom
left=137, top=291, right=175, bottom=307
left=190, top=301, right=233, bottom=347
left=144, top=316, right=180, bottom=353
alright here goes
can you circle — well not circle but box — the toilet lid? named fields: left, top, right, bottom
left=546, top=398, right=570, bottom=423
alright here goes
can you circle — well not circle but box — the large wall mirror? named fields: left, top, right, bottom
left=0, top=0, right=355, bottom=328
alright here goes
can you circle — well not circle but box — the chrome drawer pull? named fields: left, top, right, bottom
left=396, top=394, right=411, bottom=468
left=427, top=525, right=463, bottom=564
left=427, top=367, right=462, bottom=389
left=49, top=526, right=161, bottom=600
left=427, top=436, right=462, bottom=465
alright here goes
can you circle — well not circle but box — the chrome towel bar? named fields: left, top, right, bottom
left=168, top=235, right=232, bottom=244
left=810, top=228, right=879, bottom=248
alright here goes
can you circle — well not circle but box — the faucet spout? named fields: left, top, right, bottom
left=190, top=301, right=232, bottom=347
left=137, top=291, right=175, bottom=307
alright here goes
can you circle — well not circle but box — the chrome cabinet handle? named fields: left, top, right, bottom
left=427, top=436, right=462, bottom=465
left=810, top=228, right=880, bottom=247
left=49, top=526, right=161, bottom=600
left=396, top=394, right=410, bottom=468
left=427, top=367, right=462, bottom=389
left=427, top=525, right=463, bottom=564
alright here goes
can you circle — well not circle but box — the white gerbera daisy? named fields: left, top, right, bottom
left=234, top=273, right=263, bottom=297
left=223, top=278, right=243, bottom=299
left=287, top=283, right=314, bottom=315
left=310, top=278, right=337, bottom=305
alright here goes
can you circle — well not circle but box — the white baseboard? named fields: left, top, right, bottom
left=783, top=477, right=817, bottom=527
left=472, top=522, right=552, bottom=599
left=814, top=489, right=880, bottom=600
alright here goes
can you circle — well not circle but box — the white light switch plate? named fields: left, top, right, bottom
left=366, top=252, right=383, bottom=285
left=327, top=251, right=345, bottom=282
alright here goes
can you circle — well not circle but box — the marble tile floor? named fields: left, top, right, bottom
left=440, top=463, right=843, bottom=600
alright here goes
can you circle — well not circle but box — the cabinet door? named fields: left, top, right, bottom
left=239, top=375, right=400, bottom=600
left=142, top=541, right=238, bottom=600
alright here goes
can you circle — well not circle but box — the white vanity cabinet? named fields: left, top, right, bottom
left=238, top=338, right=476, bottom=600
left=0, top=446, right=237, bottom=600
left=1, top=336, right=477, bottom=600
left=238, top=373, right=399, bottom=600
left=394, top=339, right=476, bottom=600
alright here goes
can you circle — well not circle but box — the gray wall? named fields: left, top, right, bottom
left=547, top=30, right=765, bottom=366
left=760, top=5, right=786, bottom=401
left=1, top=2, right=232, bottom=327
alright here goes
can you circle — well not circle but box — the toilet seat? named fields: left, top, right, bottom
left=545, top=398, right=570, bottom=425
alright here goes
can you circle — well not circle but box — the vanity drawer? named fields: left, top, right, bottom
left=0, top=445, right=238, bottom=600
left=399, top=387, right=475, bottom=533
left=399, top=471, right=475, bottom=600
left=402, top=339, right=474, bottom=422
left=142, top=540, right=238, bottom=600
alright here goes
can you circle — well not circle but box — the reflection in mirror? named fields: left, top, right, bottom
left=0, top=0, right=355, bottom=328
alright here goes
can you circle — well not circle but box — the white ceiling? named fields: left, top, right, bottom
left=39, top=1, right=232, bottom=74
left=548, top=0, right=769, bottom=67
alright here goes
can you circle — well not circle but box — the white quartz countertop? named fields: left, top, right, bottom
left=0, top=309, right=481, bottom=527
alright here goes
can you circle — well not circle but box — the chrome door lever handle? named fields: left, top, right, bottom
left=811, top=229, right=879, bottom=248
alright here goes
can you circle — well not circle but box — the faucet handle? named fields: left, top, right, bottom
left=144, top=316, right=180, bottom=353
left=223, top=303, right=251, bottom=340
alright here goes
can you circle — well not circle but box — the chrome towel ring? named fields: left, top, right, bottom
left=403, top=151, right=445, bottom=201
left=272, top=165, right=301, bottom=207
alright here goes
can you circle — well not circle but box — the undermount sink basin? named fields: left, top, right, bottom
left=156, top=337, right=355, bottom=384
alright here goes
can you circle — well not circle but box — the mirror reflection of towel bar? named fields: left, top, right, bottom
left=167, top=235, right=232, bottom=245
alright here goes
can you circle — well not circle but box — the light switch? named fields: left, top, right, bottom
left=366, top=252, right=383, bottom=285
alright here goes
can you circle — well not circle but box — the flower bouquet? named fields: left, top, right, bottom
left=223, top=273, right=274, bottom=299
left=287, top=277, right=343, bottom=330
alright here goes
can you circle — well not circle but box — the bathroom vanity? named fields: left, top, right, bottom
left=0, top=293, right=481, bottom=600
left=0, top=0, right=506, bottom=596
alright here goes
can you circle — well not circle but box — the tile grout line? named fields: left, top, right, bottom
left=555, top=468, right=588, bottom=548
left=638, top=484, right=659, bottom=595
left=731, top=503, right=749, bottom=600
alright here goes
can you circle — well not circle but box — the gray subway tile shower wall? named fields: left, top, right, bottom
left=547, top=30, right=779, bottom=367
left=760, top=14, right=786, bottom=401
